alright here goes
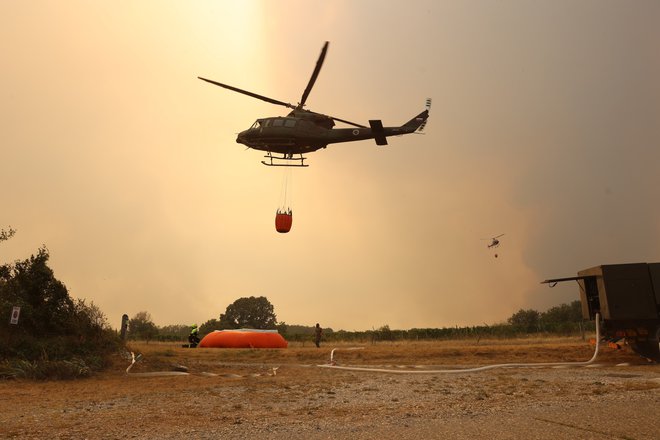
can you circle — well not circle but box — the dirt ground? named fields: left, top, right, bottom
left=1, top=337, right=659, bottom=440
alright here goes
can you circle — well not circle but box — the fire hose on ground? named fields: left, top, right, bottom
left=125, top=352, right=278, bottom=378
left=317, top=313, right=602, bottom=374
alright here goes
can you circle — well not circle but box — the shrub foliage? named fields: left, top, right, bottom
left=0, top=247, right=121, bottom=379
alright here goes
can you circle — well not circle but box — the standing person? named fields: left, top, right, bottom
left=314, top=323, right=322, bottom=348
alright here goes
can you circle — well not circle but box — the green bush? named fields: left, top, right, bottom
left=0, top=247, right=123, bottom=379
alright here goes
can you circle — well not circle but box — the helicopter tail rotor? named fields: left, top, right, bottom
left=416, top=98, right=432, bottom=132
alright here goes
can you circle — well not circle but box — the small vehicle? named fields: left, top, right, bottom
left=543, top=263, right=660, bottom=362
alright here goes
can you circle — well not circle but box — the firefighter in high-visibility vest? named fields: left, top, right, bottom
left=188, top=324, right=200, bottom=347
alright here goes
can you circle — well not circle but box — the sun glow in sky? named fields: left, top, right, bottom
left=1, top=1, right=660, bottom=330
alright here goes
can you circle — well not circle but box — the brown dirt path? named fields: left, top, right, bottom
left=1, top=338, right=658, bottom=439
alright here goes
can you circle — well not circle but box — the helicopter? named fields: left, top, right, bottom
left=198, top=42, right=430, bottom=167
left=484, top=234, right=505, bottom=249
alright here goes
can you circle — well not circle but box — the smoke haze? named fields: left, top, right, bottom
left=1, top=1, right=659, bottom=330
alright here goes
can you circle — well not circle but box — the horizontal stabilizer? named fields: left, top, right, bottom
left=369, top=119, right=388, bottom=145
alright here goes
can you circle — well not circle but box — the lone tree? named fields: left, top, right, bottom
left=219, top=296, right=278, bottom=329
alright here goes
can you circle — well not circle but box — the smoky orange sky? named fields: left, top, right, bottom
left=1, top=1, right=659, bottom=331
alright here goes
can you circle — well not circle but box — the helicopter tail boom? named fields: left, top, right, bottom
left=322, top=108, right=430, bottom=146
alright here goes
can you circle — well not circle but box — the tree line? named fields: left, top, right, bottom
left=127, top=298, right=589, bottom=343
left=331, top=302, right=589, bottom=343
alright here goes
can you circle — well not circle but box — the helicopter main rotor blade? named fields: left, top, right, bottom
left=330, top=115, right=366, bottom=128
left=299, top=41, right=328, bottom=108
left=198, top=77, right=296, bottom=110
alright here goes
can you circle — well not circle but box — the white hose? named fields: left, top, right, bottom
left=125, top=352, right=190, bottom=377
left=125, top=352, right=279, bottom=378
left=318, top=314, right=601, bottom=374
left=329, top=346, right=364, bottom=363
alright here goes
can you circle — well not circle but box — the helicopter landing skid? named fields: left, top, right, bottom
left=261, top=153, right=309, bottom=167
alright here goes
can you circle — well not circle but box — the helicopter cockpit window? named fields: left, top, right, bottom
left=284, top=119, right=297, bottom=128
left=250, top=120, right=262, bottom=130
left=272, top=119, right=284, bottom=127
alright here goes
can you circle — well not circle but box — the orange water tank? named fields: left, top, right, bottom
left=199, top=329, right=288, bottom=349
left=275, top=211, right=292, bottom=233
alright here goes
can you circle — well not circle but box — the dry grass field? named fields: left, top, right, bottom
left=1, top=337, right=659, bottom=439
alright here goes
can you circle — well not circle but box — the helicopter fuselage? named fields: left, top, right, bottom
left=236, top=111, right=426, bottom=155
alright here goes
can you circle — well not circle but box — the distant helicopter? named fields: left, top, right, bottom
left=482, top=234, right=505, bottom=258
left=484, top=234, right=505, bottom=249
left=198, top=42, right=430, bottom=167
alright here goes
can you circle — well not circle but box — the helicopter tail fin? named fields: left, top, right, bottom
left=402, top=109, right=429, bottom=132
